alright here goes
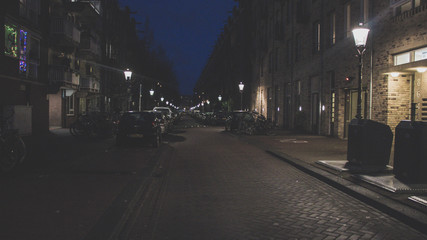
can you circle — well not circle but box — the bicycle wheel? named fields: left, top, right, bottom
left=0, top=134, right=26, bottom=172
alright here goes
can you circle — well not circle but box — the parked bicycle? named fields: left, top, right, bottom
left=0, top=106, right=27, bottom=172
left=70, top=112, right=115, bottom=138
left=238, top=111, right=276, bottom=136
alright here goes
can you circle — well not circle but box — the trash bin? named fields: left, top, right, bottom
left=346, top=119, right=393, bottom=169
left=393, top=121, right=427, bottom=183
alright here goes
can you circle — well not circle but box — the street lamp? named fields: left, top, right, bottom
left=149, top=89, right=154, bottom=96
left=218, top=95, right=222, bottom=101
left=352, top=24, right=369, bottom=120
left=124, top=69, right=132, bottom=80
left=238, top=82, right=244, bottom=110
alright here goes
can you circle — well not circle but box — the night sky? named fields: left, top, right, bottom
left=118, top=0, right=237, bottom=95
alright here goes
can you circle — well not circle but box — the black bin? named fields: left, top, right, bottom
left=393, top=121, right=427, bottom=183
left=347, top=119, right=393, bottom=168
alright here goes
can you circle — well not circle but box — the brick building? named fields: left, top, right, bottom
left=196, top=0, right=427, bottom=140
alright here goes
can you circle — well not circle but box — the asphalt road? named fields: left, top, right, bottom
left=0, top=116, right=426, bottom=240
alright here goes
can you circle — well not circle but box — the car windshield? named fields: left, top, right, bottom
left=154, top=108, right=170, bottom=114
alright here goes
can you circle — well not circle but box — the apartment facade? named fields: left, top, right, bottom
left=1, top=0, right=49, bottom=135
left=197, top=0, right=427, bottom=140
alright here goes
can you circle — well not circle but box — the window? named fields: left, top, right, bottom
left=313, top=22, right=321, bottom=53
left=295, top=34, right=302, bottom=61
left=414, top=47, right=427, bottom=61
left=362, top=0, right=370, bottom=23
left=286, top=40, right=292, bottom=65
left=395, top=52, right=411, bottom=65
left=19, top=0, right=40, bottom=25
left=286, top=1, right=292, bottom=24
left=66, top=94, right=75, bottom=115
left=275, top=48, right=279, bottom=72
left=394, top=47, right=427, bottom=65
left=4, top=24, right=18, bottom=58
left=344, top=3, right=351, bottom=38
left=329, top=12, right=336, bottom=46
left=260, top=57, right=264, bottom=77
left=331, top=92, right=336, bottom=123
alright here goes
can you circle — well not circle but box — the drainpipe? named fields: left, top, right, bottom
left=318, top=0, right=324, bottom=135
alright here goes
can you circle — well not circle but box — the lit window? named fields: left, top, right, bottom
left=344, top=3, right=351, bottom=38
left=313, top=22, right=321, bottom=53
left=329, top=12, right=336, bottom=46
left=66, top=94, right=75, bottom=115
left=414, top=47, right=427, bottom=61
left=394, top=52, right=410, bottom=65
left=4, top=24, right=18, bottom=58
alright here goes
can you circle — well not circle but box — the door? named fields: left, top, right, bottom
left=311, top=93, right=319, bottom=134
left=344, top=89, right=366, bottom=138
left=412, top=72, right=427, bottom=121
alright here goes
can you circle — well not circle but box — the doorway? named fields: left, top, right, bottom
left=311, top=93, right=319, bottom=134
left=344, top=89, right=366, bottom=138
left=412, top=72, right=427, bottom=121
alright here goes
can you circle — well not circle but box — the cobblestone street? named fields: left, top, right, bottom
left=127, top=127, right=427, bottom=240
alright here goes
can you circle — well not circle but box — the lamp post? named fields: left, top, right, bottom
left=124, top=69, right=132, bottom=111
left=149, top=89, right=155, bottom=108
left=238, top=82, right=244, bottom=110
left=218, top=95, right=222, bottom=102
left=352, top=25, right=369, bottom=120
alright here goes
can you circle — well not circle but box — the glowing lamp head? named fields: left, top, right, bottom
left=352, top=26, right=370, bottom=48
left=124, top=69, right=132, bottom=80
left=238, top=82, right=244, bottom=92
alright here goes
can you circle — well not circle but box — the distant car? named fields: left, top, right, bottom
left=116, top=111, right=162, bottom=147
left=153, top=107, right=173, bottom=119
left=152, top=110, right=167, bottom=134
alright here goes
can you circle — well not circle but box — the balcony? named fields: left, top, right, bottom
left=50, top=18, right=81, bottom=46
left=392, top=4, right=427, bottom=22
left=19, top=1, right=39, bottom=26
left=68, top=0, right=102, bottom=15
left=49, top=65, right=80, bottom=89
left=80, top=77, right=100, bottom=93
left=80, top=35, right=101, bottom=56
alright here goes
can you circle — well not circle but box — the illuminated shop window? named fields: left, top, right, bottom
left=4, top=24, right=18, bottom=57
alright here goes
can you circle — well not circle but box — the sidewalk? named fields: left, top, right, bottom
left=239, top=129, right=427, bottom=235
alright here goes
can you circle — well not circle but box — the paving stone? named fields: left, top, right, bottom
left=128, top=128, right=427, bottom=239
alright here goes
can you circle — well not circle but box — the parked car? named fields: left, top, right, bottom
left=116, top=111, right=162, bottom=147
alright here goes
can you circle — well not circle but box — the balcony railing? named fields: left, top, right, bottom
left=392, top=4, right=427, bottom=22
left=68, top=0, right=102, bottom=15
left=80, top=77, right=100, bottom=93
left=19, top=1, right=39, bottom=25
left=51, top=18, right=81, bottom=44
left=49, top=65, right=80, bottom=87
